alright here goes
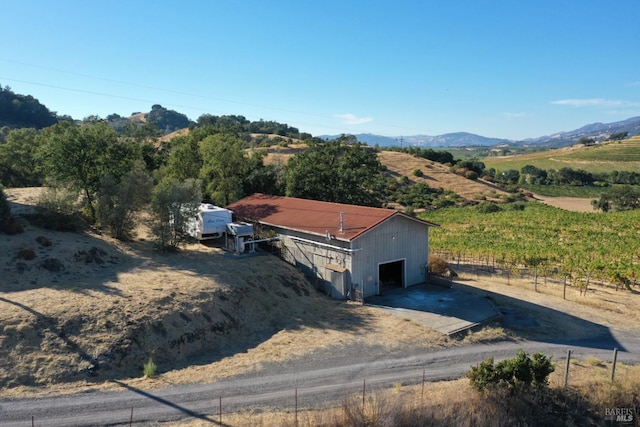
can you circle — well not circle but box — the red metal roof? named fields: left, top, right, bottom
left=227, top=193, right=436, bottom=241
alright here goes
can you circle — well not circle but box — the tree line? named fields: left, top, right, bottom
left=0, top=119, right=401, bottom=249
left=0, top=85, right=60, bottom=129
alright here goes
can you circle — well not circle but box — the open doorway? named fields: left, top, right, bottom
left=379, top=259, right=405, bottom=291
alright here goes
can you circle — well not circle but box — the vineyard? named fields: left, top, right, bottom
left=483, top=135, right=640, bottom=174
left=421, top=202, right=640, bottom=292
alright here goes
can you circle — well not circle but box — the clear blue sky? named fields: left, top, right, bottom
left=2, top=1, right=639, bottom=140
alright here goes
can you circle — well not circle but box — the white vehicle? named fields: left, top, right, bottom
left=187, top=203, right=233, bottom=240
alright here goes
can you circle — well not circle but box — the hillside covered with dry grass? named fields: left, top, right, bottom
left=1, top=188, right=451, bottom=396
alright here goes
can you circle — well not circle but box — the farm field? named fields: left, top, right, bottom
left=482, top=135, right=640, bottom=174
left=422, top=201, right=640, bottom=286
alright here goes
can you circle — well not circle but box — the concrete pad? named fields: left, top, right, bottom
left=365, top=283, right=502, bottom=336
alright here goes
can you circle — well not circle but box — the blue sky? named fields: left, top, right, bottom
left=2, top=1, right=639, bottom=140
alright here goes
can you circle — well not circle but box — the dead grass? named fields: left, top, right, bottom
left=0, top=188, right=451, bottom=398
left=3, top=186, right=639, bottom=424
left=256, top=147, right=511, bottom=202
left=175, top=362, right=640, bottom=426
left=377, top=151, right=510, bottom=201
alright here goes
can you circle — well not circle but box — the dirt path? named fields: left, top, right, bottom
left=533, top=194, right=596, bottom=212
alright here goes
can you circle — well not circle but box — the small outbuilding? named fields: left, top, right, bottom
left=227, top=194, right=439, bottom=300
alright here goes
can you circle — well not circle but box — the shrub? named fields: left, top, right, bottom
left=412, top=168, right=423, bottom=177
left=428, top=255, right=449, bottom=276
left=17, top=248, right=36, bottom=260
left=476, top=202, right=503, bottom=213
left=467, top=349, right=554, bottom=392
left=40, top=258, right=64, bottom=272
left=507, top=201, right=527, bottom=211
left=464, top=170, right=479, bottom=180
left=404, top=205, right=416, bottom=217
left=36, top=236, right=53, bottom=247
left=0, top=185, right=11, bottom=228
left=143, top=357, right=157, bottom=378
left=32, top=186, right=82, bottom=231
left=3, top=218, right=24, bottom=235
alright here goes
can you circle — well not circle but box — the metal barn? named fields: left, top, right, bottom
left=227, top=194, right=438, bottom=300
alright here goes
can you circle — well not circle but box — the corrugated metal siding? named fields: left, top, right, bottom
left=351, top=215, right=429, bottom=298
left=276, top=228, right=353, bottom=298
left=270, top=215, right=430, bottom=300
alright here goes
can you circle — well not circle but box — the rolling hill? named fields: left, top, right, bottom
left=258, top=143, right=510, bottom=202
left=483, top=135, right=640, bottom=174
left=320, top=116, right=640, bottom=148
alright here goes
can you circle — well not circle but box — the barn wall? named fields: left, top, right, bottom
left=274, top=228, right=353, bottom=299
left=351, top=215, right=430, bottom=298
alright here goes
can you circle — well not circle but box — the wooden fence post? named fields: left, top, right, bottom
left=362, top=379, right=366, bottom=410
left=611, top=348, right=618, bottom=382
left=564, top=349, right=571, bottom=388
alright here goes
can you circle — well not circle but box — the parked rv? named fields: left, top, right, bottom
left=186, top=203, right=233, bottom=240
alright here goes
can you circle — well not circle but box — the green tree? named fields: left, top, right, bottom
left=163, top=135, right=202, bottom=181
left=146, top=104, right=191, bottom=133
left=497, top=169, right=520, bottom=185
left=0, top=128, right=44, bottom=187
left=38, top=121, right=140, bottom=221
left=96, top=165, right=154, bottom=240
left=608, top=131, right=628, bottom=141
left=242, top=150, right=282, bottom=196
left=0, top=85, right=58, bottom=128
left=150, top=178, right=202, bottom=251
left=577, top=137, right=595, bottom=145
left=284, top=137, right=387, bottom=206
left=592, top=185, right=640, bottom=212
left=199, top=133, right=248, bottom=206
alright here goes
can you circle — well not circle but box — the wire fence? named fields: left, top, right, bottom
left=22, top=350, right=625, bottom=426
left=430, top=250, right=638, bottom=296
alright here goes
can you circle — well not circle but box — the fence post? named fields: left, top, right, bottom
left=611, top=348, right=618, bottom=382
left=421, top=369, right=425, bottom=400
left=130, top=407, right=133, bottom=427
left=219, top=396, right=222, bottom=425
left=564, top=349, right=571, bottom=388
left=362, top=379, right=366, bottom=410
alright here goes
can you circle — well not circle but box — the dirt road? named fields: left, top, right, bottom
left=2, top=333, right=638, bottom=426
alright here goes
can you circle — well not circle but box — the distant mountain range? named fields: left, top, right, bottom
left=321, top=116, right=640, bottom=148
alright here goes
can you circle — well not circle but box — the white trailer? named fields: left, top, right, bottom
left=187, top=203, right=233, bottom=240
